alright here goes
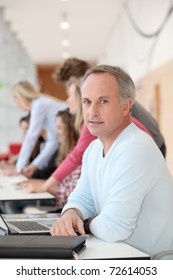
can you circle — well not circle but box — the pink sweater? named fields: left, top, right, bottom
left=52, top=125, right=96, bottom=182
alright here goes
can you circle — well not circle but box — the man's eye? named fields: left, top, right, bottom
left=100, top=99, right=107, bottom=104
left=83, top=100, right=89, bottom=104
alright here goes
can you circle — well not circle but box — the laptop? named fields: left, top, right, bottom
left=0, top=214, right=58, bottom=235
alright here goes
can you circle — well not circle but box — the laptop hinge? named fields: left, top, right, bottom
left=0, top=226, right=9, bottom=235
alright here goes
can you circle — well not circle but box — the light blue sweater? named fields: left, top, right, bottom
left=16, top=96, right=67, bottom=169
left=63, top=123, right=173, bottom=255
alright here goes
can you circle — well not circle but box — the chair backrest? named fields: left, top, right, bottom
left=152, top=250, right=173, bottom=260
left=9, top=143, right=21, bottom=155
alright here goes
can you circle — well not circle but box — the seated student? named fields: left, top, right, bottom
left=32, top=108, right=78, bottom=180
left=1, top=115, right=30, bottom=167
left=1, top=80, right=67, bottom=178
left=55, top=57, right=167, bottom=157
left=20, top=114, right=30, bottom=135
left=3, top=114, right=47, bottom=168
left=20, top=77, right=150, bottom=211
left=50, top=65, right=173, bottom=256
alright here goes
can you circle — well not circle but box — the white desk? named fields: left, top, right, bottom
left=79, top=235, right=150, bottom=260
left=0, top=174, right=54, bottom=201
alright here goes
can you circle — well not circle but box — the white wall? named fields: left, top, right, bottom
left=1, top=0, right=173, bottom=155
left=98, top=0, right=173, bottom=83
left=98, top=0, right=173, bottom=173
left=0, top=8, right=36, bottom=153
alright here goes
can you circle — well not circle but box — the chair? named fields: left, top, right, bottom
left=152, top=250, right=173, bottom=260
left=0, top=153, right=9, bottom=161
left=9, top=143, right=21, bottom=156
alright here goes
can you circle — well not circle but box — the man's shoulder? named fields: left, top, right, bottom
left=84, top=138, right=100, bottom=153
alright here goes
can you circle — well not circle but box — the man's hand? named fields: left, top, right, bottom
left=50, top=209, right=85, bottom=236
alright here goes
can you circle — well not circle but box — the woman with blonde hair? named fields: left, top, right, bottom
left=5, top=80, right=67, bottom=177
left=65, top=77, right=83, bottom=136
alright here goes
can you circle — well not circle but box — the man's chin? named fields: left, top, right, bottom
left=87, top=127, right=100, bottom=137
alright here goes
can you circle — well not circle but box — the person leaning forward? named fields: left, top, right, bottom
left=50, top=64, right=173, bottom=256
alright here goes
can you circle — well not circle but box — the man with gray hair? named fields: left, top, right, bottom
left=54, top=57, right=166, bottom=157
left=51, top=65, right=173, bottom=256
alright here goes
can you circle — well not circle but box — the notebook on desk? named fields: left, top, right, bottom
left=0, top=235, right=86, bottom=259
left=0, top=214, right=58, bottom=235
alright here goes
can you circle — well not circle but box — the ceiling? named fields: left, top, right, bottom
left=0, top=0, right=124, bottom=65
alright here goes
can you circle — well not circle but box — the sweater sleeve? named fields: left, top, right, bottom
left=52, top=125, right=96, bottom=182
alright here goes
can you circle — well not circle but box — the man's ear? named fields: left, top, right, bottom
left=122, top=98, right=133, bottom=116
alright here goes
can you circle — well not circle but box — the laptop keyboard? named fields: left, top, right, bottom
left=9, top=221, right=49, bottom=231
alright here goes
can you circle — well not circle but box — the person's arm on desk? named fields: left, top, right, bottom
left=22, top=163, right=37, bottom=178
left=0, top=165, right=20, bottom=176
left=50, top=208, right=85, bottom=236
left=18, top=178, right=57, bottom=196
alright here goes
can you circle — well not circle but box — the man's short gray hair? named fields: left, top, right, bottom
left=80, top=65, right=135, bottom=104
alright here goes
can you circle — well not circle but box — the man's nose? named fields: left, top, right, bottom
left=89, top=103, right=99, bottom=116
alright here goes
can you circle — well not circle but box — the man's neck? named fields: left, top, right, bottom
left=101, top=118, right=131, bottom=156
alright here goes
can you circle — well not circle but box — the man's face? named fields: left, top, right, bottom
left=82, top=72, right=131, bottom=143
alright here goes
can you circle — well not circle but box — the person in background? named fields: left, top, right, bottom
left=5, top=114, right=47, bottom=167
left=1, top=115, right=30, bottom=167
left=2, top=80, right=67, bottom=178
left=20, top=114, right=48, bottom=163
left=50, top=65, right=173, bottom=256
left=132, top=101, right=166, bottom=157
left=31, top=108, right=78, bottom=180
left=18, top=108, right=80, bottom=211
left=19, top=77, right=96, bottom=210
left=55, top=57, right=166, bottom=157
left=54, top=57, right=90, bottom=83
left=19, top=114, right=30, bottom=136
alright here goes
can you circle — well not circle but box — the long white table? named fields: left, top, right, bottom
left=0, top=174, right=54, bottom=201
